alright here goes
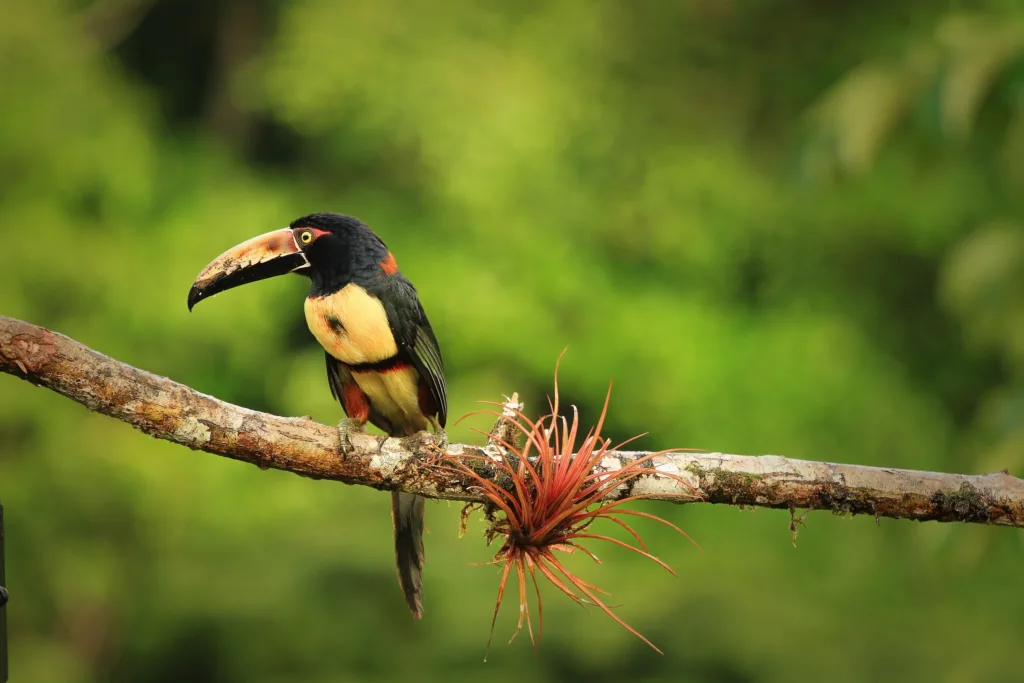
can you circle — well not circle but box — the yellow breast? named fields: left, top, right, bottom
left=351, top=366, right=428, bottom=435
left=304, top=284, right=399, bottom=365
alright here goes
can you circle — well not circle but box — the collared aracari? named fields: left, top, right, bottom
left=186, top=212, right=447, bottom=618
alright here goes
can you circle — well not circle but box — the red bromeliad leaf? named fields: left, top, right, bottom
left=433, top=358, right=704, bottom=659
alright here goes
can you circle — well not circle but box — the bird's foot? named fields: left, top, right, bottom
left=426, top=416, right=448, bottom=452
left=433, top=427, right=449, bottom=451
left=337, top=418, right=367, bottom=457
left=401, top=426, right=449, bottom=459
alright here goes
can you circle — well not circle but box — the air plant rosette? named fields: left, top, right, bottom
left=432, top=361, right=703, bottom=658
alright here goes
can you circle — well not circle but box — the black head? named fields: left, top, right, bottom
left=288, top=213, right=390, bottom=289
left=289, top=212, right=371, bottom=235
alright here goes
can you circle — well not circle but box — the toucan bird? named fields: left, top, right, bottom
left=187, top=212, right=447, bottom=618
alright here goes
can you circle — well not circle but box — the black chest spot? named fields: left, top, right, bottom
left=326, top=315, right=345, bottom=334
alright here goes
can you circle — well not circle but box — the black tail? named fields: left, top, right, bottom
left=391, top=491, right=426, bottom=618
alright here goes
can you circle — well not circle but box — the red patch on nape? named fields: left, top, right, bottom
left=341, top=381, right=371, bottom=423
left=379, top=252, right=399, bottom=276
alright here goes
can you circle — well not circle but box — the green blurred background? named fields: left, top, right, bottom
left=2, top=0, right=1024, bottom=681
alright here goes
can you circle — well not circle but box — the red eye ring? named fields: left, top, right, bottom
left=294, top=227, right=329, bottom=245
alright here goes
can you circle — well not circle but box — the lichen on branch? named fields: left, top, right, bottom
left=1, top=314, right=1022, bottom=528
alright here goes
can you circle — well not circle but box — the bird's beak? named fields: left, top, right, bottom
left=187, top=228, right=309, bottom=311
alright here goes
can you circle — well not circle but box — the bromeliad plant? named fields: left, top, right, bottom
left=436, top=363, right=702, bottom=657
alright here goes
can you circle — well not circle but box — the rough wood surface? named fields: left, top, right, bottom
left=2, top=314, right=1023, bottom=527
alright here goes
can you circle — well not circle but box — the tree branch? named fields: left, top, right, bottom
left=2, top=315, right=1022, bottom=528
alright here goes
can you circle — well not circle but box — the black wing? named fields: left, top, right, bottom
left=374, top=275, right=447, bottom=427
left=324, top=351, right=395, bottom=434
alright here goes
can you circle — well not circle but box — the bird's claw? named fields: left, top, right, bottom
left=433, top=427, right=449, bottom=452
left=402, top=426, right=448, bottom=457
left=337, top=418, right=366, bottom=456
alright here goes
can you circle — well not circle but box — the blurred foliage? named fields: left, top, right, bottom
left=1, top=0, right=1023, bottom=681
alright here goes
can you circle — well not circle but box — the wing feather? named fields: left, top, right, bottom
left=412, top=322, right=447, bottom=426
left=374, top=276, right=447, bottom=428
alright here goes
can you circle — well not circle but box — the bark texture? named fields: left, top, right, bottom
left=2, top=315, right=1022, bottom=527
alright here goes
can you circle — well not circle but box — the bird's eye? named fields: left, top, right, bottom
left=300, top=230, right=313, bottom=244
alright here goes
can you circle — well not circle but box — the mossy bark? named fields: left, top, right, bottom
left=3, top=314, right=1023, bottom=528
